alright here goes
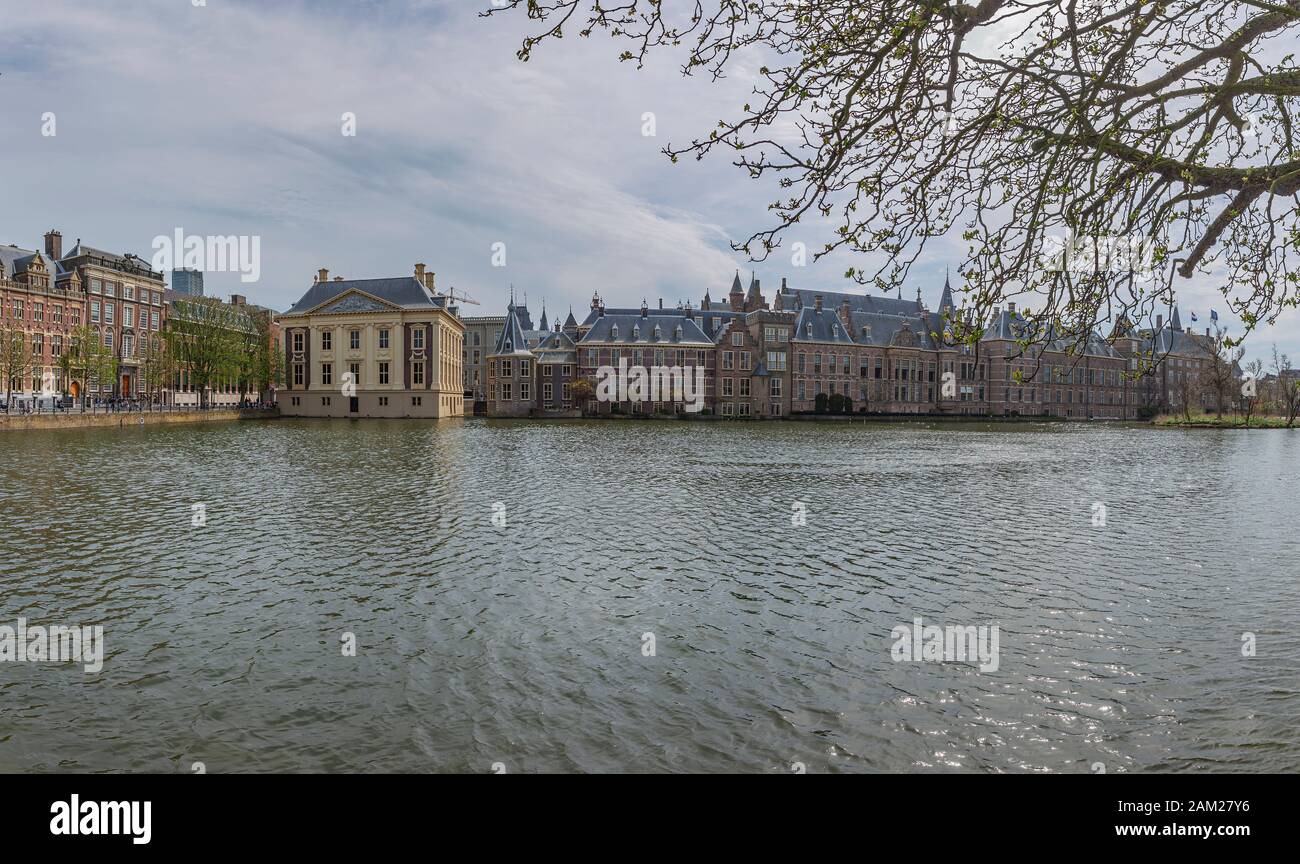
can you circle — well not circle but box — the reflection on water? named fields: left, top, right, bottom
left=1, top=418, right=1298, bottom=772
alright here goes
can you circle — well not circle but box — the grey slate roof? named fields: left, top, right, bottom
left=492, top=304, right=534, bottom=356
left=579, top=312, right=712, bottom=345
left=848, top=310, right=939, bottom=348
left=533, top=329, right=577, bottom=362
left=794, top=307, right=856, bottom=344
left=775, top=285, right=922, bottom=317
left=283, top=276, right=444, bottom=316
left=0, top=245, right=57, bottom=280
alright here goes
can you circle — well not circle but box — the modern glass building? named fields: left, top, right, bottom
left=171, top=267, right=204, bottom=295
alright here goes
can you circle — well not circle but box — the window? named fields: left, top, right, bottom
left=562, top=365, right=572, bottom=377
left=350, top=330, right=360, bottom=350
left=740, top=351, right=751, bottom=371
left=412, top=329, right=425, bottom=350
left=123, top=285, right=135, bottom=301
left=349, top=362, right=360, bottom=383
left=104, top=283, right=115, bottom=298
left=91, top=279, right=102, bottom=294
left=379, top=362, right=389, bottom=385
left=413, top=361, right=425, bottom=385
left=379, top=329, right=389, bottom=349
left=105, top=303, right=114, bottom=324
left=543, top=382, right=553, bottom=401
left=321, top=364, right=333, bottom=385
left=521, top=360, right=531, bottom=376
left=293, top=332, right=304, bottom=352
left=722, top=351, right=734, bottom=370
left=732, top=332, right=744, bottom=346
left=501, top=360, right=513, bottom=377
left=151, top=310, right=159, bottom=330
left=520, top=382, right=531, bottom=400
left=412, top=396, right=421, bottom=406
left=722, top=378, right=733, bottom=397
left=53, top=306, right=62, bottom=324
left=502, top=383, right=512, bottom=400
left=293, top=364, right=304, bottom=386
left=770, top=378, right=782, bottom=397
left=122, top=334, right=133, bottom=357
left=90, top=300, right=101, bottom=323
left=739, top=379, right=750, bottom=397
left=291, top=397, right=300, bottom=406
left=322, top=396, right=331, bottom=406
left=322, top=331, right=332, bottom=350
left=378, top=396, right=388, bottom=406
left=766, top=351, right=787, bottom=372
left=103, top=331, right=113, bottom=348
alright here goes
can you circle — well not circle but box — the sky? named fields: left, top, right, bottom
left=1, top=0, right=1295, bottom=368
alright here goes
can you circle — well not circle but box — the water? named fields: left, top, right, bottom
left=1, top=418, right=1297, bottom=773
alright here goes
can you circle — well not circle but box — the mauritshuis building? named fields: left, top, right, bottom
left=276, top=264, right=466, bottom=418
left=481, top=272, right=1221, bottom=420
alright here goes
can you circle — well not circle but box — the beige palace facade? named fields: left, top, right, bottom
left=278, top=265, right=465, bottom=418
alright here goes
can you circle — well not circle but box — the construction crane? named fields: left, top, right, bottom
left=439, top=286, right=480, bottom=306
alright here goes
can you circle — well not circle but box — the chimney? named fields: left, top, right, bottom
left=318, top=268, right=329, bottom=283
left=415, top=263, right=425, bottom=280
left=334, top=276, right=344, bottom=282
left=641, top=299, right=649, bottom=318
left=814, top=295, right=823, bottom=312
left=781, top=277, right=788, bottom=294
left=1008, top=301, right=1016, bottom=314
left=1206, top=327, right=1210, bottom=337
left=840, top=299, right=851, bottom=322
left=44, top=230, right=62, bottom=260
left=230, top=294, right=246, bottom=306
left=658, top=298, right=663, bottom=310
left=425, top=271, right=435, bottom=291
left=1156, top=314, right=1163, bottom=330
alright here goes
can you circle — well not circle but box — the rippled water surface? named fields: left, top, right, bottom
left=1, top=418, right=1298, bottom=773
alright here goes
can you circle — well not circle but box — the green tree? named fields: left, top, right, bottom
left=165, top=297, right=247, bottom=409
left=0, top=322, right=34, bottom=406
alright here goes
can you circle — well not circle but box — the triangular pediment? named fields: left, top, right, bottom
left=311, top=289, right=400, bottom=315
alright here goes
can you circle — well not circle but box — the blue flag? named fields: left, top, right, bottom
left=1211, top=309, right=1219, bottom=322
left=1190, top=310, right=1199, bottom=322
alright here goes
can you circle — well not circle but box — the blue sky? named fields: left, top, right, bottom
left=1, top=0, right=1294, bottom=367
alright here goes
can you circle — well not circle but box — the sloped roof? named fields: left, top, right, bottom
left=491, top=304, right=533, bottom=356
left=794, top=306, right=856, bottom=344
left=283, top=276, right=444, bottom=316
left=580, top=312, right=712, bottom=345
left=774, top=286, right=922, bottom=317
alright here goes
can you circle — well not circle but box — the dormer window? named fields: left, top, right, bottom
left=674, top=325, right=682, bottom=340
left=633, top=325, right=641, bottom=340
left=611, top=324, right=619, bottom=339
left=653, top=324, right=662, bottom=339
left=805, top=323, right=812, bottom=338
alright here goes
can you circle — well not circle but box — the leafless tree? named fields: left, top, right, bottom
left=1203, top=325, right=1244, bottom=417
left=1241, top=356, right=1264, bottom=425
left=1272, top=343, right=1300, bottom=426
left=491, top=1, right=1300, bottom=359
